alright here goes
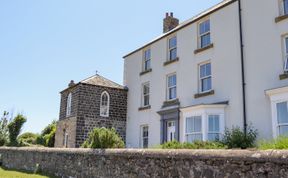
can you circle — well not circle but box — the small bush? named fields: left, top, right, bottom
left=161, top=140, right=226, bottom=149
left=18, top=132, right=39, bottom=146
left=36, top=121, right=56, bottom=147
left=222, top=126, right=257, bottom=149
left=258, top=136, right=288, bottom=150
left=82, top=127, right=124, bottom=149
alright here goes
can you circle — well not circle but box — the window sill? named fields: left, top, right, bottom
left=194, top=43, right=214, bottom=54
left=275, top=14, right=288, bottom=23
left=279, top=73, right=288, bottom=80
left=138, top=105, right=151, bottom=111
left=162, top=98, right=180, bottom=108
left=194, top=90, right=215, bottom=99
left=139, top=69, right=152, bottom=76
left=163, top=57, right=179, bottom=66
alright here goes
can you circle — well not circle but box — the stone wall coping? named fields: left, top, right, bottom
left=1, top=147, right=288, bottom=163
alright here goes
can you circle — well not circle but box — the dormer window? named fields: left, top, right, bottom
left=66, top=93, right=72, bottom=117
left=100, top=91, right=110, bottom=117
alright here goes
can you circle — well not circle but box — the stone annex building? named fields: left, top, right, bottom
left=55, top=75, right=127, bottom=148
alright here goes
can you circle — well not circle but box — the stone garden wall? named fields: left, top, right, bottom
left=1, top=147, right=288, bottom=178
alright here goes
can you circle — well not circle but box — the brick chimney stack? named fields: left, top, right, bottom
left=163, top=12, right=179, bottom=33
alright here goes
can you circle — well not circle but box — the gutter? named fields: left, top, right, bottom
left=238, top=0, right=247, bottom=135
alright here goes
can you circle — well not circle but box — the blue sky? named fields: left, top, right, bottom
left=0, top=0, right=221, bottom=133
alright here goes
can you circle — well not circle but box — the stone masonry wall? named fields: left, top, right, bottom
left=55, top=117, right=77, bottom=148
left=75, top=84, right=127, bottom=147
left=1, top=148, right=288, bottom=178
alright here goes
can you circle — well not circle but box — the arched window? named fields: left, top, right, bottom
left=66, top=93, right=72, bottom=117
left=100, top=91, right=110, bottom=117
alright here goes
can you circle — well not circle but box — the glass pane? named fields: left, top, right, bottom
left=143, top=138, right=148, bottom=148
left=186, top=134, right=202, bottom=142
left=170, top=48, right=177, bottom=60
left=143, top=127, right=148, bottom=137
left=169, top=87, right=176, bottom=99
left=199, top=20, right=210, bottom=35
left=285, top=57, right=288, bottom=70
left=208, top=133, right=220, bottom=141
left=186, top=116, right=202, bottom=133
left=279, top=125, right=288, bottom=136
left=284, top=0, right=288, bottom=15
left=277, top=102, right=288, bottom=124
left=143, top=84, right=149, bottom=95
left=144, top=95, right=149, bottom=106
left=201, top=34, right=211, bottom=48
left=144, top=59, right=151, bottom=70
left=206, top=63, right=211, bottom=76
left=200, top=65, right=206, bottom=78
left=168, top=75, right=176, bottom=87
left=208, top=115, right=220, bottom=132
left=169, top=37, right=177, bottom=48
left=145, top=49, right=151, bottom=60
left=202, top=77, right=212, bottom=92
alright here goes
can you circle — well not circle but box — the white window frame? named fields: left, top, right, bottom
left=142, top=82, right=150, bottom=107
left=167, top=73, right=177, bottom=101
left=284, top=35, right=288, bottom=72
left=266, top=86, right=288, bottom=138
left=276, top=101, right=288, bottom=136
left=207, top=115, right=221, bottom=141
left=185, top=116, right=203, bottom=142
left=140, top=125, right=149, bottom=148
left=100, top=91, right=110, bottom=117
left=143, top=48, right=151, bottom=71
left=198, top=19, right=211, bottom=49
left=66, top=93, right=72, bottom=117
left=199, top=62, right=212, bottom=93
left=181, top=105, right=226, bottom=143
left=168, top=36, right=177, bottom=61
left=63, top=130, right=68, bottom=148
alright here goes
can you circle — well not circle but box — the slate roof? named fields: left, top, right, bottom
left=80, top=74, right=124, bottom=89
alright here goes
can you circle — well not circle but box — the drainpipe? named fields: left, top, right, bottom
left=238, top=0, right=247, bottom=135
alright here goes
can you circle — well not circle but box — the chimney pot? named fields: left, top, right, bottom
left=166, top=12, right=169, bottom=17
left=68, top=80, right=75, bottom=88
left=170, top=12, right=173, bottom=17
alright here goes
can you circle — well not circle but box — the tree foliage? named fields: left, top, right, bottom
left=18, top=132, right=39, bottom=146
left=82, top=127, right=124, bottom=149
left=0, top=111, right=10, bottom=146
left=7, top=114, right=27, bottom=146
left=36, top=120, right=56, bottom=147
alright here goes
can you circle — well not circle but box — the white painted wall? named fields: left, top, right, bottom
left=241, top=0, right=288, bottom=139
left=124, top=0, right=288, bottom=148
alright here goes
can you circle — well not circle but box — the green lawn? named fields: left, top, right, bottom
left=0, top=167, right=55, bottom=178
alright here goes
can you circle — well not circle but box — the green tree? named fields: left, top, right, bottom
left=37, top=120, right=56, bottom=147
left=0, top=111, right=10, bottom=146
left=82, top=127, right=125, bottom=149
left=7, top=114, right=27, bottom=146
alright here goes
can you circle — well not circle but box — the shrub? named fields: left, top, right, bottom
left=161, top=140, right=226, bottom=149
left=0, top=111, right=10, bottom=146
left=82, top=127, right=125, bottom=149
left=258, top=136, right=288, bottom=150
left=222, top=126, right=257, bottom=149
left=18, top=132, right=39, bottom=146
left=36, top=121, right=56, bottom=147
left=7, top=114, right=27, bottom=146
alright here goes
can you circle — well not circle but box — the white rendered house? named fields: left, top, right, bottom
left=123, top=0, right=288, bottom=148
